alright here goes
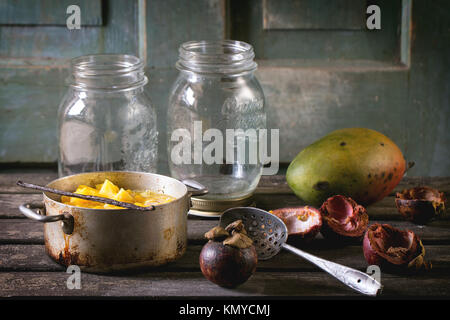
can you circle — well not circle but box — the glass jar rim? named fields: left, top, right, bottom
left=176, top=40, right=257, bottom=75
left=68, top=54, right=148, bottom=91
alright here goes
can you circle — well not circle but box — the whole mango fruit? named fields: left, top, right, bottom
left=286, top=128, right=406, bottom=207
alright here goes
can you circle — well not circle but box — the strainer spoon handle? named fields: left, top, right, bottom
left=282, top=243, right=383, bottom=296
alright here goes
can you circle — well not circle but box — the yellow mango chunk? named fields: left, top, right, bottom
left=126, top=189, right=137, bottom=197
left=103, top=203, right=124, bottom=209
left=61, top=179, right=176, bottom=209
left=98, top=179, right=120, bottom=198
left=114, top=188, right=134, bottom=203
left=76, top=186, right=101, bottom=197
left=63, top=185, right=103, bottom=207
left=134, top=194, right=146, bottom=203
left=70, top=197, right=100, bottom=207
left=134, top=202, right=147, bottom=207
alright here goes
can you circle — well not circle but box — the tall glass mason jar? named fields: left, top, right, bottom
left=168, top=40, right=266, bottom=201
left=58, top=54, right=157, bottom=177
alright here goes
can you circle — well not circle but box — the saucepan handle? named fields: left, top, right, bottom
left=182, top=179, right=208, bottom=197
left=19, top=202, right=74, bottom=235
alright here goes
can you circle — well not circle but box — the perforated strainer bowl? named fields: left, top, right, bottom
left=220, top=207, right=383, bottom=296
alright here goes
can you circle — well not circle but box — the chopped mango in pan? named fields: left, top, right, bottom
left=61, top=179, right=175, bottom=209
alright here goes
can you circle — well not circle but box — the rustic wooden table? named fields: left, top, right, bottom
left=1, top=168, right=449, bottom=298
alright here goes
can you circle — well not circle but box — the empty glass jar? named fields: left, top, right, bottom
left=168, top=40, right=266, bottom=203
left=58, top=54, right=157, bottom=177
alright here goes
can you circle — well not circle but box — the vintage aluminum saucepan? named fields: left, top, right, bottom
left=18, top=171, right=207, bottom=273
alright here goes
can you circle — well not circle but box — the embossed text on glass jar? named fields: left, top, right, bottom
left=168, top=41, right=266, bottom=201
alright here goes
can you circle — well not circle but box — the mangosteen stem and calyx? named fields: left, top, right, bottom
left=204, top=220, right=253, bottom=249
left=204, top=226, right=229, bottom=241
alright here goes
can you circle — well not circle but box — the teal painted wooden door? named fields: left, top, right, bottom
left=0, top=0, right=448, bottom=176
left=229, top=0, right=449, bottom=177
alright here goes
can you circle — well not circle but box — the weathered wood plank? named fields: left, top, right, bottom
left=255, top=193, right=450, bottom=221
left=256, top=175, right=450, bottom=195
left=2, top=190, right=448, bottom=222
left=2, top=192, right=447, bottom=222
left=256, top=176, right=450, bottom=220
left=0, top=219, right=216, bottom=244
left=4, top=193, right=448, bottom=222
left=389, top=176, right=450, bottom=194
left=1, top=171, right=449, bottom=195
left=0, top=245, right=62, bottom=272
left=256, top=193, right=413, bottom=212
left=0, top=194, right=42, bottom=218
left=0, top=220, right=45, bottom=244
left=1, top=270, right=449, bottom=297
left=0, top=271, right=358, bottom=297
left=1, top=243, right=449, bottom=273
left=0, top=169, right=57, bottom=194
left=1, top=218, right=450, bottom=245
left=1, top=172, right=448, bottom=224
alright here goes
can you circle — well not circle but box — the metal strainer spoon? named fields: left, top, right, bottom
left=220, top=207, right=383, bottom=296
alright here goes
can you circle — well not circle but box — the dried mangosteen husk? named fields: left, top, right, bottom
left=270, top=206, right=322, bottom=243
left=225, top=219, right=247, bottom=235
left=396, top=186, right=446, bottom=224
left=363, top=223, right=431, bottom=273
left=319, top=195, right=369, bottom=242
left=223, top=232, right=253, bottom=249
left=204, top=226, right=229, bottom=241
left=204, top=220, right=253, bottom=249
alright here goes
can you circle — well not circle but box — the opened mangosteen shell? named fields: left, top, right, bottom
left=270, top=206, right=322, bottom=244
left=395, top=186, right=446, bottom=224
left=363, top=223, right=430, bottom=273
left=319, top=195, right=369, bottom=243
